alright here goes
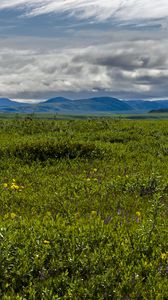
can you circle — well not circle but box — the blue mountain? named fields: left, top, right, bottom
left=1, top=96, right=168, bottom=114
left=125, top=100, right=168, bottom=111
left=41, top=96, right=133, bottom=113
left=0, top=98, right=21, bottom=107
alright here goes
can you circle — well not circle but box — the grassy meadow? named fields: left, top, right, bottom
left=0, top=118, right=168, bottom=299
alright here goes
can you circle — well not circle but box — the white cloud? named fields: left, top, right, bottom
left=0, top=39, right=168, bottom=99
left=0, top=1, right=167, bottom=101
left=0, top=0, right=167, bottom=24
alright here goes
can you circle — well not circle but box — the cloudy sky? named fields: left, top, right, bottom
left=0, top=0, right=168, bottom=101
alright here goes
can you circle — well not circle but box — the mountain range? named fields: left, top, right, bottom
left=0, top=97, right=168, bottom=114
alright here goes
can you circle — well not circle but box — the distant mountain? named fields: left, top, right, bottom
left=37, top=96, right=133, bottom=114
left=0, top=98, right=21, bottom=107
left=73, top=97, right=133, bottom=112
left=125, top=100, right=168, bottom=111
left=1, top=96, right=168, bottom=114
left=45, top=97, right=71, bottom=104
left=0, top=98, right=31, bottom=113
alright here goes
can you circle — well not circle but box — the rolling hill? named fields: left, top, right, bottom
left=34, top=96, right=134, bottom=114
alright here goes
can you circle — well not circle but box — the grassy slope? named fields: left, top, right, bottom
left=0, top=118, right=168, bottom=299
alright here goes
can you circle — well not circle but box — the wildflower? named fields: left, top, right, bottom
left=11, top=183, right=20, bottom=190
left=136, top=211, right=141, bottom=223
left=136, top=211, right=141, bottom=218
left=43, top=240, right=50, bottom=244
left=10, top=213, right=17, bottom=219
left=161, top=253, right=167, bottom=260
left=3, top=183, right=8, bottom=188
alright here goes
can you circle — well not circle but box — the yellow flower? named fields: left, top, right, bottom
left=3, top=183, right=8, bottom=188
left=43, top=240, right=50, bottom=244
left=10, top=213, right=17, bottom=219
left=11, top=183, right=20, bottom=190
left=161, top=253, right=167, bottom=260
left=136, top=211, right=141, bottom=218
left=135, top=211, right=141, bottom=223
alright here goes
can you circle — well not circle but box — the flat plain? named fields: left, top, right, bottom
left=0, top=118, right=168, bottom=299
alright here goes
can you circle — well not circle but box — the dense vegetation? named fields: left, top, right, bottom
left=0, top=118, right=168, bottom=299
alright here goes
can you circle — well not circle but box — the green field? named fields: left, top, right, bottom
left=0, top=118, right=168, bottom=299
left=1, top=111, right=168, bottom=120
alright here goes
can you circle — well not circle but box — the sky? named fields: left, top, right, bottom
left=0, top=0, right=168, bottom=102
